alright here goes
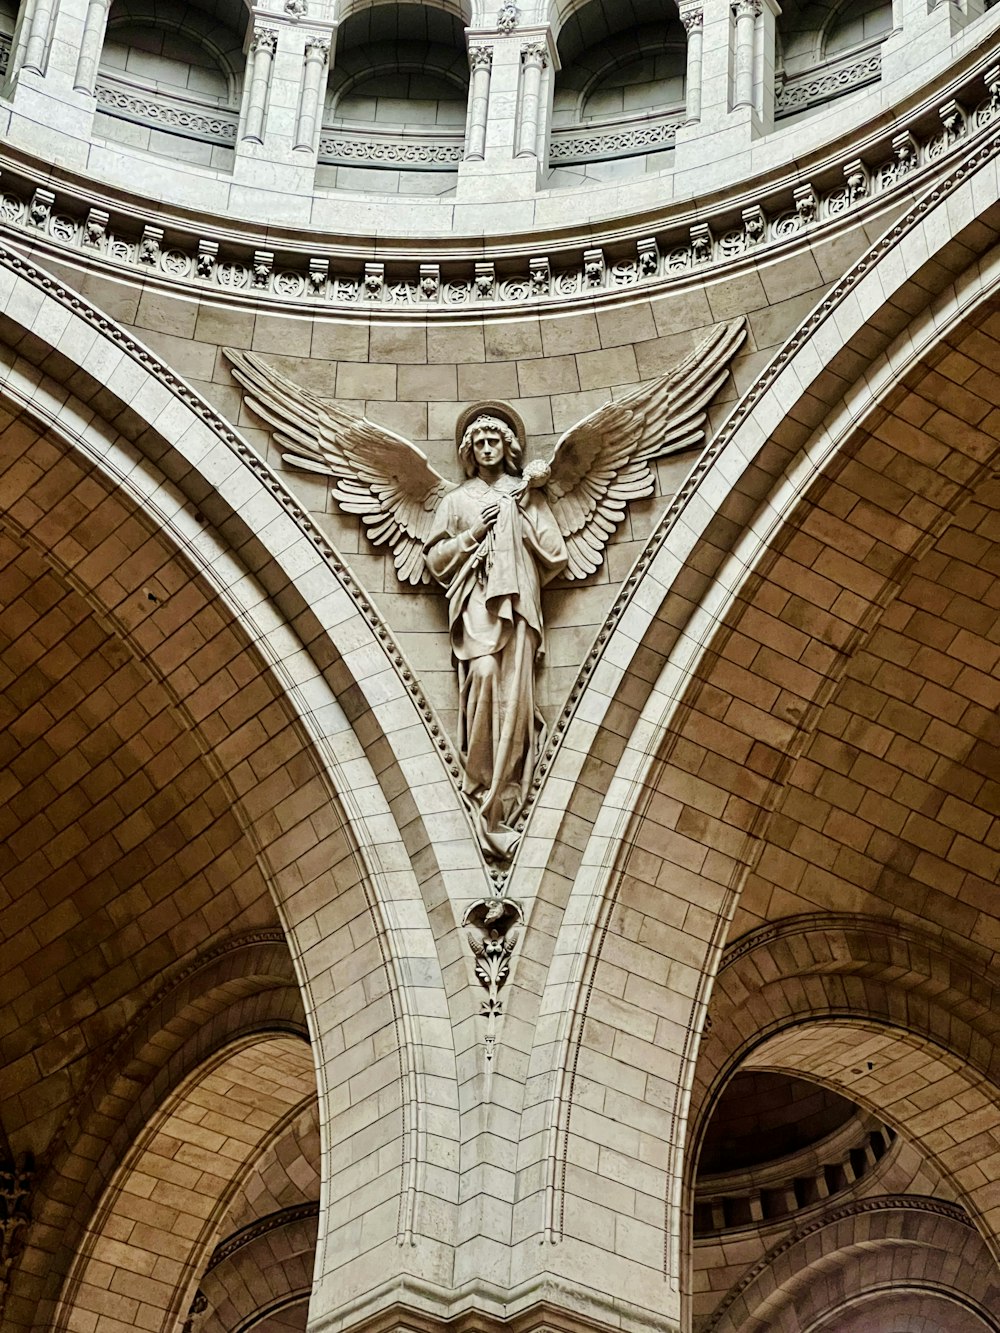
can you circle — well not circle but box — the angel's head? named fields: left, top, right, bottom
left=459, top=414, right=522, bottom=478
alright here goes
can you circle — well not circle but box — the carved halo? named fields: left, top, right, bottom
left=454, top=400, right=527, bottom=456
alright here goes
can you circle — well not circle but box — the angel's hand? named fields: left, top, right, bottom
left=473, top=501, right=500, bottom=541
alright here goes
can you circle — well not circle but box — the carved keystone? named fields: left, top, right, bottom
left=463, top=898, right=523, bottom=1019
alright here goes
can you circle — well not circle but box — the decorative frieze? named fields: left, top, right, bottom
left=0, top=63, right=992, bottom=314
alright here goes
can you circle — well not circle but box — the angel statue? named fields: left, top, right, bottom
left=227, top=317, right=744, bottom=859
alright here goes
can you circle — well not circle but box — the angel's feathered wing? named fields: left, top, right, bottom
left=226, top=350, right=452, bottom=585
left=545, top=319, right=745, bottom=579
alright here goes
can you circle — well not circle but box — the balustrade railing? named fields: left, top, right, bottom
left=94, top=74, right=238, bottom=146
left=775, top=41, right=883, bottom=119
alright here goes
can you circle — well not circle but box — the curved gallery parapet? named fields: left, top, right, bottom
left=0, top=46, right=998, bottom=318
left=0, top=0, right=996, bottom=241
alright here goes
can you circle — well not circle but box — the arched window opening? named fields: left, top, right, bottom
left=319, top=2, right=469, bottom=196
left=550, top=0, right=685, bottom=185
left=94, top=0, right=246, bottom=169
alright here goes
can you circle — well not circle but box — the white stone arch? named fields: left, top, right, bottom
left=0, top=244, right=481, bottom=1325
left=508, top=121, right=1000, bottom=1329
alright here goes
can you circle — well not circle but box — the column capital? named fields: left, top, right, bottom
left=303, top=33, right=330, bottom=61
left=680, top=5, right=704, bottom=32
left=250, top=25, right=279, bottom=54
left=520, top=39, right=548, bottom=68
left=469, top=44, right=494, bottom=71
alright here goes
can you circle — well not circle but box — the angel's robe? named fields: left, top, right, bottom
left=425, top=473, right=568, bottom=858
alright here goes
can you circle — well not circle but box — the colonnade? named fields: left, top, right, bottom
left=0, top=0, right=990, bottom=207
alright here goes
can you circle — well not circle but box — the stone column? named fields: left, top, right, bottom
left=465, top=43, right=493, bottom=161
left=516, top=39, right=547, bottom=157
left=680, top=5, right=704, bottom=123
left=241, top=25, right=278, bottom=145
left=731, top=0, right=759, bottom=109
left=73, top=0, right=109, bottom=93
left=293, top=34, right=330, bottom=153
left=20, top=0, right=54, bottom=73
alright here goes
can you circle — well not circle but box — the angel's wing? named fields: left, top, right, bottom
left=226, top=349, right=452, bottom=585
left=545, top=319, right=745, bottom=580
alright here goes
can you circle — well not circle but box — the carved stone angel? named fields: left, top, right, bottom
left=227, top=318, right=744, bottom=859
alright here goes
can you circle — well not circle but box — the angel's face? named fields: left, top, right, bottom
left=471, top=428, right=505, bottom=472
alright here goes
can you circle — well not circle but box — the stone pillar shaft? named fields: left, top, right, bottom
left=516, top=40, right=546, bottom=157
left=731, top=0, right=759, bottom=109
left=294, top=36, right=329, bottom=151
left=73, top=0, right=108, bottom=92
left=680, top=6, right=704, bottom=121
left=243, top=26, right=277, bottom=144
left=466, top=45, right=493, bottom=160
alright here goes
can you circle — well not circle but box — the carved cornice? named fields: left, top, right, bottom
left=0, top=59, right=996, bottom=315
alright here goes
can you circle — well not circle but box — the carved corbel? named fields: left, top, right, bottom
left=364, top=262, right=384, bottom=298
left=529, top=255, right=550, bottom=295
left=793, top=182, right=817, bottom=225
left=474, top=261, right=495, bottom=297
left=637, top=236, right=660, bottom=275
left=308, top=257, right=328, bottom=292
left=196, top=239, right=218, bottom=278
left=583, top=247, right=605, bottom=288
left=139, top=225, right=163, bottom=264
left=252, top=250, right=274, bottom=288
left=28, top=188, right=53, bottom=228
left=742, top=204, right=766, bottom=246
left=83, top=207, right=108, bottom=247
left=843, top=158, right=869, bottom=203
left=939, top=98, right=965, bottom=144
left=419, top=264, right=440, bottom=299
left=691, top=222, right=713, bottom=263
left=892, top=130, right=918, bottom=175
